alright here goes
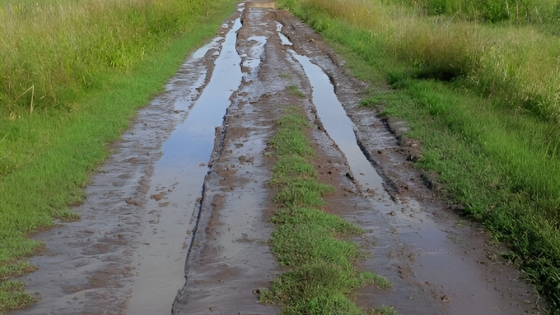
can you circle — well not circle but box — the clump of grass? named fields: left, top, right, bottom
left=261, top=106, right=391, bottom=314
left=0, top=281, right=37, bottom=312
left=371, top=305, right=397, bottom=315
left=287, top=85, right=307, bottom=98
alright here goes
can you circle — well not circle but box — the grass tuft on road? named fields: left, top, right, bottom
left=261, top=106, right=391, bottom=315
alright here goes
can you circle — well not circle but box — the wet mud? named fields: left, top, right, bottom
left=11, top=1, right=543, bottom=315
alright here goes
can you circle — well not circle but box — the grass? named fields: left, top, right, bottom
left=261, top=106, right=391, bottom=314
left=277, top=0, right=560, bottom=312
left=287, top=85, right=306, bottom=98
left=0, top=0, right=236, bottom=312
left=0, top=0, right=214, bottom=116
left=384, top=0, right=560, bottom=23
left=284, top=0, right=560, bottom=125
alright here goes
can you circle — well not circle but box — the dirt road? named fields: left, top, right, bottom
left=13, top=1, right=543, bottom=314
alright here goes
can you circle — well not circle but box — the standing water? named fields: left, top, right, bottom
left=125, top=18, right=243, bottom=315
left=290, top=51, right=383, bottom=191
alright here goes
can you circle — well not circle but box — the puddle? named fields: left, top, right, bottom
left=275, top=22, right=293, bottom=46
left=289, top=50, right=382, bottom=191
left=241, top=35, right=267, bottom=82
left=124, top=17, right=243, bottom=315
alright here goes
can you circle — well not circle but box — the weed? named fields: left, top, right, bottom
left=287, top=85, right=306, bottom=98
left=371, top=305, right=397, bottom=315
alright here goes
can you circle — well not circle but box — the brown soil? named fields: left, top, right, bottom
left=11, top=1, right=543, bottom=315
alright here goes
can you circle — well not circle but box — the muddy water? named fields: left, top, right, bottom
left=124, top=18, right=244, bottom=315
left=290, top=51, right=383, bottom=191
left=172, top=3, right=285, bottom=315
left=275, top=22, right=293, bottom=46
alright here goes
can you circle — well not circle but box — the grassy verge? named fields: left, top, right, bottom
left=0, top=0, right=236, bottom=312
left=0, top=0, right=212, bottom=116
left=260, top=106, right=392, bottom=315
left=278, top=0, right=560, bottom=312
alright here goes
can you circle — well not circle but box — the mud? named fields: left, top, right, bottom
left=11, top=1, right=543, bottom=315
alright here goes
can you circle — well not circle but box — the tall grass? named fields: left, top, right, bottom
left=296, top=0, right=560, bottom=125
left=384, top=0, right=560, bottom=23
left=0, top=0, right=210, bottom=117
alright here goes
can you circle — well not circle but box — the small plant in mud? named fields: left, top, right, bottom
left=371, top=305, right=397, bottom=315
left=287, top=85, right=306, bottom=98
left=260, top=106, right=392, bottom=314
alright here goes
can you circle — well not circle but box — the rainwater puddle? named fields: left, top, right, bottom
left=125, top=17, right=243, bottom=315
left=275, top=22, right=293, bottom=46
left=289, top=50, right=382, bottom=190
left=241, top=35, right=267, bottom=82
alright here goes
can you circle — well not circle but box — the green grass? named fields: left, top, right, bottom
left=261, top=106, right=391, bottom=314
left=0, top=0, right=236, bottom=312
left=0, top=0, right=214, bottom=116
left=383, top=0, right=560, bottom=24
left=282, top=0, right=560, bottom=126
left=277, top=0, right=560, bottom=312
left=287, top=85, right=307, bottom=98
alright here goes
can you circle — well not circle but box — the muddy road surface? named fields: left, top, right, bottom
left=13, top=1, right=543, bottom=314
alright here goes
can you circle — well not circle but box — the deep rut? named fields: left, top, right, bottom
left=11, top=1, right=542, bottom=315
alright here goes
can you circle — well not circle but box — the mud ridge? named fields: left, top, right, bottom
left=171, top=108, right=232, bottom=313
left=355, top=132, right=400, bottom=193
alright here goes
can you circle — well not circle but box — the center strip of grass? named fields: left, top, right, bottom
left=260, top=106, right=391, bottom=315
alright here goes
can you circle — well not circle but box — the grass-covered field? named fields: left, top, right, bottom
left=386, top=0, right=560, bottom=23
left=261, top=106, right=392, bottom=314
left=0, top=0, right=235, bottom=312
left=278, top=0, right=560, bottom=313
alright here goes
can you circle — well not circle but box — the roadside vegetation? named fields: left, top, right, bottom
left=261, top=106, right=392, bottom=315
left=0, top=0, right=235, bottom=312
left=278, top=0, right=560, bottom=313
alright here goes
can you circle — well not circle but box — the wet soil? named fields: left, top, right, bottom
left=12, top=1, right=543, bottom=315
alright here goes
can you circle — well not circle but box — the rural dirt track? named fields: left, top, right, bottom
left=12, top=1, right=543, bottom=314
